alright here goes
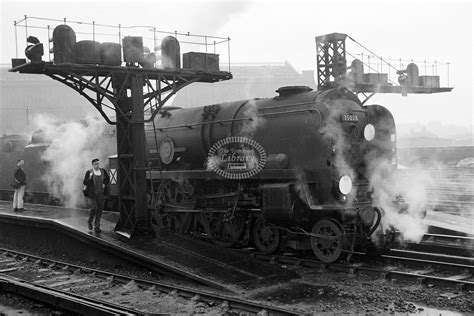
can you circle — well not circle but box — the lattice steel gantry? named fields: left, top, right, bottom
left=315, top=33, right=347, bottom=90
left=315, top=32, right=453, bottom=97
left=10, top=62, right=232, bottom=237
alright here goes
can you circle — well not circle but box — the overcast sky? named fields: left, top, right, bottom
left=1, top=0, right=472, bottom=135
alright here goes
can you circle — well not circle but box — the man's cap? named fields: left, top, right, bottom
left=91, top=158, right=99, bottom=164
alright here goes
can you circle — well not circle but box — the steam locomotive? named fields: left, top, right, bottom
left=1, top=89, right=397, bottom=264
left=1, top=86, right=397, bottom=263
left=108, top=84, right=398, bottom=263
left=7, top=24, right=399, bottom=263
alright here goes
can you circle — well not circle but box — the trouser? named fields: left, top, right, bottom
left=13, top=185, right=25, bottom=209
left=88, top=194, right=104, bottom=228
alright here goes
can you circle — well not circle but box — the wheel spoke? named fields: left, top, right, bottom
left=156, top=180, right=193, bottom=233
left=310, top=218, right=345, bottom=263
left=252, top=217, right=280, bottom=255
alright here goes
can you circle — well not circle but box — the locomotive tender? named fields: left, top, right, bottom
left=130, top=85, right=396, bottom=263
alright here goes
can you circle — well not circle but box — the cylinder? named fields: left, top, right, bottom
left=161, top=36, right=180, bottom=69
left=52, top=25, right=76, bottom=64
left=350, top=59, right=364, bottom=84
left=122, top=36, right=143, bottom=64
left=76, top=40, right=101, bottom=64
left=100, top=42, right=122, bottom=66
left=406, top=63, right=419, bottom=86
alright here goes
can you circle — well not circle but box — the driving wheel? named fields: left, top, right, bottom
left=157, top=180, right=192, bottom=234
left=200, top=212, right=245, bottom=247
left=252, top=217, right=280, bottom=254
left=310, top=218, right=345, bottom=263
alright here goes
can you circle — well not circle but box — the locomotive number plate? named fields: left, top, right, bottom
left=341, top=114, right=359, bottom=122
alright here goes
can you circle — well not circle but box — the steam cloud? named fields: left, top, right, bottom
left=33, top=115, right=115, bottom=208
left=189, top=2, right=251, bottom=35
left=320, top=99, right=356, bottom=181
left=240, top=99, right=266, bottom=136
left=321, top=98, right=433, bottom=243
left=368, top=158, right=433, bottom=243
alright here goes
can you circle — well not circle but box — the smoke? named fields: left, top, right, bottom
left=187, top=2, right=251, bottom=35
left=240, top=99, right=266, bottom=136
left=368, top=158, right=433, bottom=243
left=339, top=72, right=357, bottom=91
left=294, top=170, right=317, bottom=207
left=319, top=98, right=434, bottom=242
left=320, top=99, right=355, bottom=180
left=33, top=115, right=115, bottom=208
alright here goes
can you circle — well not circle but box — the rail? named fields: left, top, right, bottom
left=235, top=248, right=474, bottom=291
left=0, top=247, right=296, bottom=315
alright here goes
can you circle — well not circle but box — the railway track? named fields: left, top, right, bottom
left=0, top=274, right=138, bottom=315
left=236, top=249, right=474, bottom=291
left=394, top=233, right=474, bottom=256
left=398, top=167, right=474, bottom=214
left=0, top=248, right=296, bottom=315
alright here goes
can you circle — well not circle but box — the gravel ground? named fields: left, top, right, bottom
left=0, top=240, right=205, bottom=289
left=0, top=292, right=58, bottom=315
left=244, top=266, right=473, bottom=314
left=0, top=241, right=472, bottom=315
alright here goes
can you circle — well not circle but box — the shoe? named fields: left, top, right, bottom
left=17, top=208, right=25, bottom=212
left=94, top=227, right=101, bottom=233
left=88, top=223, right=93, bottom=230
left=13, top=208, right=18, bottom=212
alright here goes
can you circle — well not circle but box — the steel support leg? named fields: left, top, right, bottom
left=114, top=73, right=154, bottom=237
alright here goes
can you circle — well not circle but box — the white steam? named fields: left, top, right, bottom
left=320, top=99, right=355, bottom=180
left=240, top=99, right=266, bottom=136
left=188, top=2, right=251, bottom=34
left=33, top=115, right=115, bottom=208
left=294, top=170, right=317, bottom=206
left=368, top=158, right=433, bottom=242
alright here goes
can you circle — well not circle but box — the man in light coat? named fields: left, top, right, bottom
left=12, top=159, right=26, bottom=211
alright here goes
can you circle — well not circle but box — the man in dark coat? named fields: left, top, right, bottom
left=13, top=159, right=27, bottom=211
left=83, top=158, right=110, bottom=232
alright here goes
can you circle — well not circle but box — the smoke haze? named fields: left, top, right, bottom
left=33, top=115, right=115, bottom=208
left=240, top=99, right=266, bottom=136
left=320, top=99, right=433, bottom=242
left=320, top=99, right=356, bottom=181
left=188, top=2, right=252, bottom=35
left=368, top=158, right=433, bottom=242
